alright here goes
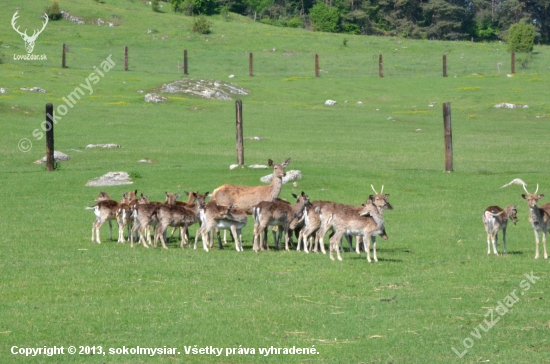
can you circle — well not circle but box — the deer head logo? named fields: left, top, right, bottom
left=11, top=11, right=49, bottom=54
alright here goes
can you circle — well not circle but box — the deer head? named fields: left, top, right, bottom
left=370, top=185, right=393, bottom=211
left=521, top=184, right=544, bottom=209
left=11, top=11, right=48, bottom=54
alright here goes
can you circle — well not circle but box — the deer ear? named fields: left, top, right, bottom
left=385, top=194, right=390, bottom=198
left=522, top=194, right=527, bottom=200
left=282, top=158, right=291, bottom=167
left=268, top=159, right=274, bottom=167
left=184, top=191, right=190, bottom=196
left=360, top=211, right=372, bottom=217
left=539, top=194, right=545, bottom=199
left=165, top=191, right=169, bottom=196
left=205, top=192, right=210, bottom=197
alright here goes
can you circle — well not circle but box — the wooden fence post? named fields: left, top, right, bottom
left=184, top=50, right=188, bottom=75
left=249, top=52, right=253, bottom=76
left=236, top=100, right=244, bottom=165
left=62, top=43, right=66, bottom=69
left=315, top=54, right=319, bottom=77
left=443, top=102, right=453, bottom=172
left=511, top=51, right=515, bottom=74
left=379, top=54, right=383, bottom=78
left=443, top=54, right=447, bottom=77
left=124, top=46, right=128, bottom=71
left=46, top=103, right=55, bottom=172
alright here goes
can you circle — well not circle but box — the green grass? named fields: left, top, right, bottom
left=1, top=0, right=550, bottom=363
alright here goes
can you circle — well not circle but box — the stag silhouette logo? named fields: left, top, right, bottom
left=11, top=11, right=48, bottom=54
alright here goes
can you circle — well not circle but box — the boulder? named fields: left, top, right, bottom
left=34, top=151, right=70, bottom=164
left=85, top=172, right=133, bottom=187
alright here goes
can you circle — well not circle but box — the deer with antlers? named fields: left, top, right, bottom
left=11, top=11, right=48, bottom=54
left=482, top=205, right=518, bottom=255
left=211, top=158, right=291, bottom=213
left=521, top=184, right=550, bottom=259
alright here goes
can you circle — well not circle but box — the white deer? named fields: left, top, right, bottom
left=11, top=11, right=48, bottom=54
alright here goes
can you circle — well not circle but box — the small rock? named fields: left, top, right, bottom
left=0, top=88, right=7, bottom=94
left=138, top=159, right=154, bottom=163
left=244, top=136, right=264, bottom=141
left=357, top=101, right=363, bottom=105
left=86, top=144, right=121, bottom=149
left=229, top=164, right=240, bottom=170
left=260, top=170, right=302, bottom=184
left=34, top=151, right=70, bottom=164
left=228, top=75, right=234, bottom=78
left=248, top=164, right=268, bottom=169
left=494, top=103, right=529, bottom=109
left=144, top=93, right=167, bottom=103
left=21, top=87, right=46, bottom=93
left=387, top=117, right=395, bottom=121
left=325, top=100, right=337, bottom=106
left=85, top=172, right=132, bottom=187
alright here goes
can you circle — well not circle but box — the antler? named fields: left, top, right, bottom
left=535, top=184, right=539, bottom=194
left=11, top=11, right=27, bottom=37
left=381, top=185, right=384, bottom=194
left=371, top=185, right=378, bottom=194
left=501, top=178, right=527, bottom=189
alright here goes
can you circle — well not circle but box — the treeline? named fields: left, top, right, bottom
left=164, top=0, right=550, bottom=45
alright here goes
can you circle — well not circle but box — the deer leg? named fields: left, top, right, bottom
left=486, top=233, right=491, bottom=255
left=229, top=226, right=239, bottom=251
left=272, top=228, right=279, bottom=250
left=194, top=224, right=204, bottom=250
left=108, top=220, right=113, bottom=241
left=365, top=235, right=372, bottom=263
left=252, top=223, right=261, bottom=252
left=372, top=236, right=378, bottom=262
left=502, top=227, right=507, bottom=254
left=332, top=231, right=344, bottom=261
left=216, top=229, right=223, bottom=249
left=345, top=234, right=353, bottom=252
left=491, top=232, right=499, bottom=255
left=534, top=230, right=540, bottom=259
left=543, top=230, right=548, bottom=259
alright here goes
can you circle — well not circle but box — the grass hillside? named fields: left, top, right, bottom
left=1, top=0, right=549, bottom=363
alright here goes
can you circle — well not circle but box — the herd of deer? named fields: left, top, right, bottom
left=86, top=160, right=550, bottom=261
left=86, top=158, right=393, bottom=262
left=483, top=180, right=550, bottom=259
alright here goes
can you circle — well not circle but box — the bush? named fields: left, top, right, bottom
left=309, top=3, right=340, bottom=33
left=192, top=15, right=212, bottom=34
left=343, top=23, right=360, bottom=35
left=507, top=20, right=535, bottom=52
left=45, top=1, right=62, bottom=20
left=286, top=17, right=304, bottom=29
left=152, top=0, right=160, bottom=12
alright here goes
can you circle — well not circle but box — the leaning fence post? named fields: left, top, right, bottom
left=184, top=49, right=188, bottom=75
left=443, top=102, right=453, bottom=172
left=511, top=51, right=515, bottom=74
left=46, top=103, right=55, bottom=172
left=236, top=100, right=244, bottom=165
left=443, top=54, right=447, bottom=77
left=62, top=43, right=66, bottom=69
left=379, top=54, right=383, bottom=78
left=249, top=52, right=253, bottom=77
left=315, top=54, right=319, bottom=77
left=124, top=46, right=128, bottom=71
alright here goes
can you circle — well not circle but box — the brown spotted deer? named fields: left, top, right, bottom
left=153, top=192, right=207, bottom=249
left=482, top=205, right=518, bottom=255
left=211, top=158, right=291, bottom=214
left=325, top=198, right=388, bottom=262
left=116, top=193, right=148, bottom=243
left=194, top=201, right=248, bottom=252
left=252, top=192, right=311, bottom=252
left=130, top=192, right=187, bottom=248
left=521, top=184, right=550, bottom=259
left=86, top=192, right=132, bottom=244
left=312, top=187, right=393, bottom=256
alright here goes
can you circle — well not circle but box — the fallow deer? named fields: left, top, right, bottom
left=194, top=201, right=248, bottom=252
left=153, top=192, right=207, bottom=249
left=211, top=158, right=291, bottom=214
left=86, top=192, right=132, bottom=244
left=326, top=198, right=388, bottom=262
left=482, top=205, right=518, bottom=255
left=521, top=184, right=550, bottom=259
left=252, top=192, right=311, bottom=252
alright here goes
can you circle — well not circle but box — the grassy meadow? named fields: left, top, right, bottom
left=1, top=0, right=550, bottom=362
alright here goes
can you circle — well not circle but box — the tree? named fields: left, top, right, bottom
left=309, top=3, right=341, bottom=32
left=508, top=20, right=535, bottom=51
